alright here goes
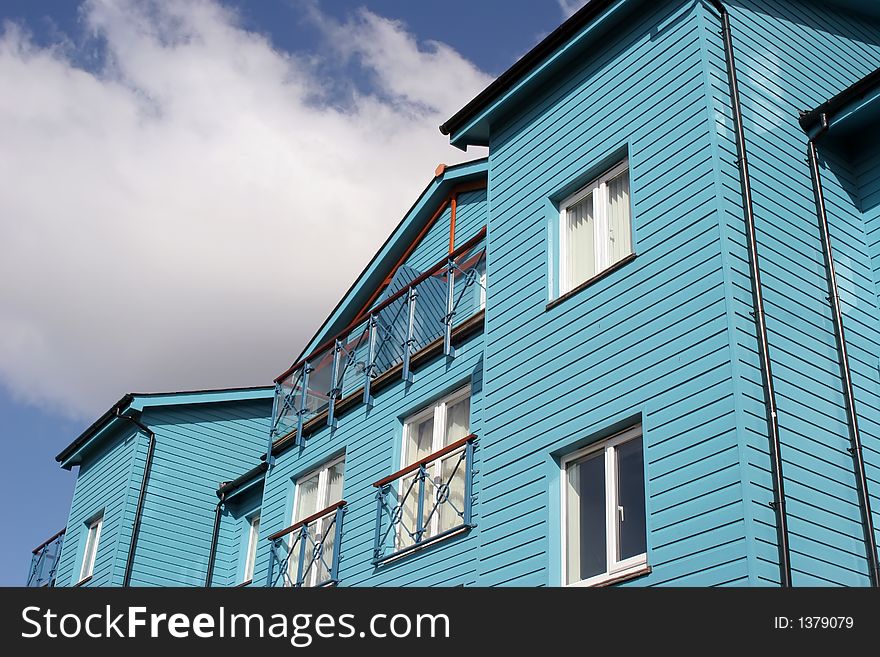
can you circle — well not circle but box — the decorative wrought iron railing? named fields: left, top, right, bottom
left=372, top=434, right=476, bottom=565
left=267, top=501, right=346, bottom=587
left=27, top=528, right=65, bottom=587
left=271, top=228, right=486, bottom=447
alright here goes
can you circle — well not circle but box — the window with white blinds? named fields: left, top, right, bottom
left=558, top=160, right=632, bottom=296
left=400, top=387, right=471, bottom=546
left=290, top=455, right=344, bottom=587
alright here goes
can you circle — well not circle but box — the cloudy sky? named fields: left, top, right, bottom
left=0, top=0, right=584, bottom=584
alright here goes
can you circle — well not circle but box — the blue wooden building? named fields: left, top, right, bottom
left=31, top=388, right=273, bottom=587
left=30, top=0, right=880, bottom=587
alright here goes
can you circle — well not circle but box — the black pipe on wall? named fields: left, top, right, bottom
left=117, top=411, right=155, bottom=588
left=706, top=0, right=793, bottom=587
left=805, top=130, right=880, bottom=587
left=205, top=493, right=225, bottom=587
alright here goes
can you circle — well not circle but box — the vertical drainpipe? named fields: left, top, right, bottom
left=706, top=0, right=792, bottom=587
left=805, top=120, right=880, bottom=587
left=205, top=493, right=226, bottom=587
left=117, top=411, right=156, bottom=587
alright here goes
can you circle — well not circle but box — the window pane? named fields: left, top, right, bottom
left=616, top=437, right=646, bottom=561
left=80, top=523, right=98, bottom=580
left=607, top=170, right=631, bottom=266
left=444, top=397, right=470, bottom=446
left=566, top=452, right=606, bottom=583
left=294, top=472, right=320, bottom=522
left=326, top=460, right=345, bottom=506
left=244, top=515, right=259, bottom=581
left=566, top=192, right=595, bottom=289
left=407, top=415, right=435, bottom=464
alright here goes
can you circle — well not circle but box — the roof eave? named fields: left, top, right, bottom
left=56, top=386, right=275, bottom=468
left=799, top=67, right=880, bottom=138
left=55, top=394, right=134, bottom=467
left=289, top=157, right=489, bottom=364
left=440, top=0, right=630, bottom=146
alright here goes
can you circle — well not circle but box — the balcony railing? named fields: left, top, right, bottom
left=27, top=528, right=65, bottom=587
left=271, top=228, right=486, bottom=447
left=372, top=434, right=476, bottom=565
left=267, top=501, right=346, bottom=587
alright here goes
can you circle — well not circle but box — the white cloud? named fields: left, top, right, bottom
left=0, top=0, right=491, bottom=419
left=557, top=0, right=588, bottom=19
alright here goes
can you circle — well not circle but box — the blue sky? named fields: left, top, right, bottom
left=0, top=0, right=580, bottom=585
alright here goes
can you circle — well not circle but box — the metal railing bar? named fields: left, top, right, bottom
left=373, top=435, right=475, bottom=488
left=266, top=500, right=347, bottom=542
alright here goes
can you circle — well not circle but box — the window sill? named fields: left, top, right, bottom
left=547, top=252, right=637, bottom=311
left=74, top=575, right=93, bottom=587
left=375, top=524, right=472, bottom=567
left=566, top=562, right=651, bottom=588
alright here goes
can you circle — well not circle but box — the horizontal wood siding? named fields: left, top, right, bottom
left=453, top=189, right=488, bottom=248
left=399, top=203, right=452, bottom=274
left=127, top=400, right=271, bottom=586
left=480, top=1, right=746, bottom=586
left=215, top=487, right=263, bottom=587
left=254, top=330, right=484, bottom=587
left=55, top=424, right=142, bottom=587
left=706, top=0, right=880, bottom=584
left=861, top=147, right=880, bottom=305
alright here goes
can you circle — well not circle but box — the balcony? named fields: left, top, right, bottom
left=372, top=434, right=477, bottom=565
left=271, top=228, right=486, bottom=448
left=267, top=501, right=346, bottom=587
left=27, top=528, right=65, bottom=587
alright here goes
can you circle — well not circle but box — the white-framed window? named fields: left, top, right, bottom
left=561, top=425, right=647, bottom=586
left=242, top=513, right=260, bottom=583
left=290, top=454, right=345, bottom=587
left=399, top=386, right=471, bottom=546
left=557, top=159, right=632, bottom=297
left=78, top=513, right=103, bottom=583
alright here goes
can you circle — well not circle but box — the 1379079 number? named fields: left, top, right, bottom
left=797, top=617, right=853, bottom=629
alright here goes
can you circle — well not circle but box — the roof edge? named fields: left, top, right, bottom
left=56, top=385, right=275, bottom=466
left=439, top=0, right=617, bottom=138
left=289, top=157, right=489, bottom=366
left=55, top=393, right=133, bottom=465
left=799, top=67, right=880, bottom=135
left=217, top=461, right=268, bottom=498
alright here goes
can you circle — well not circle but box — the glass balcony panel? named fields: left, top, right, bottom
left=305, top=349, right=333, bottom=417
left=411, top=270, right=447, bottom=352
left=272, top=233, right=485, bottom=440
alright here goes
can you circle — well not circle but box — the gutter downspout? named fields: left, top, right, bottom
left=805, top=117, right=880, bottom=587
left=117, top=411, right=155, bottom=588
left=706, top=0, right=792, bottom=587
left=205, top=493, right=225, bottom=587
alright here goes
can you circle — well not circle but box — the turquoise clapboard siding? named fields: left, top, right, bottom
left=215, top=486, right=263, bottom=587
left=453, top=189, right=488, bottom=248
left=127, top=400, right=271, bottom=586
left=479, top=0, right=747, bottom=587
left=55, top=394, right=272, bottom=587
left=253, top=328, right=485, bottom=588
left=702, top=0, right=880, bottom=585
left=389, top=187, right=487, bottom=277
left=55, top=423, right=143, bottom=587
left=862, top=146, right=880, bottom=298
left=44, top=0, right=880, bottom=589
